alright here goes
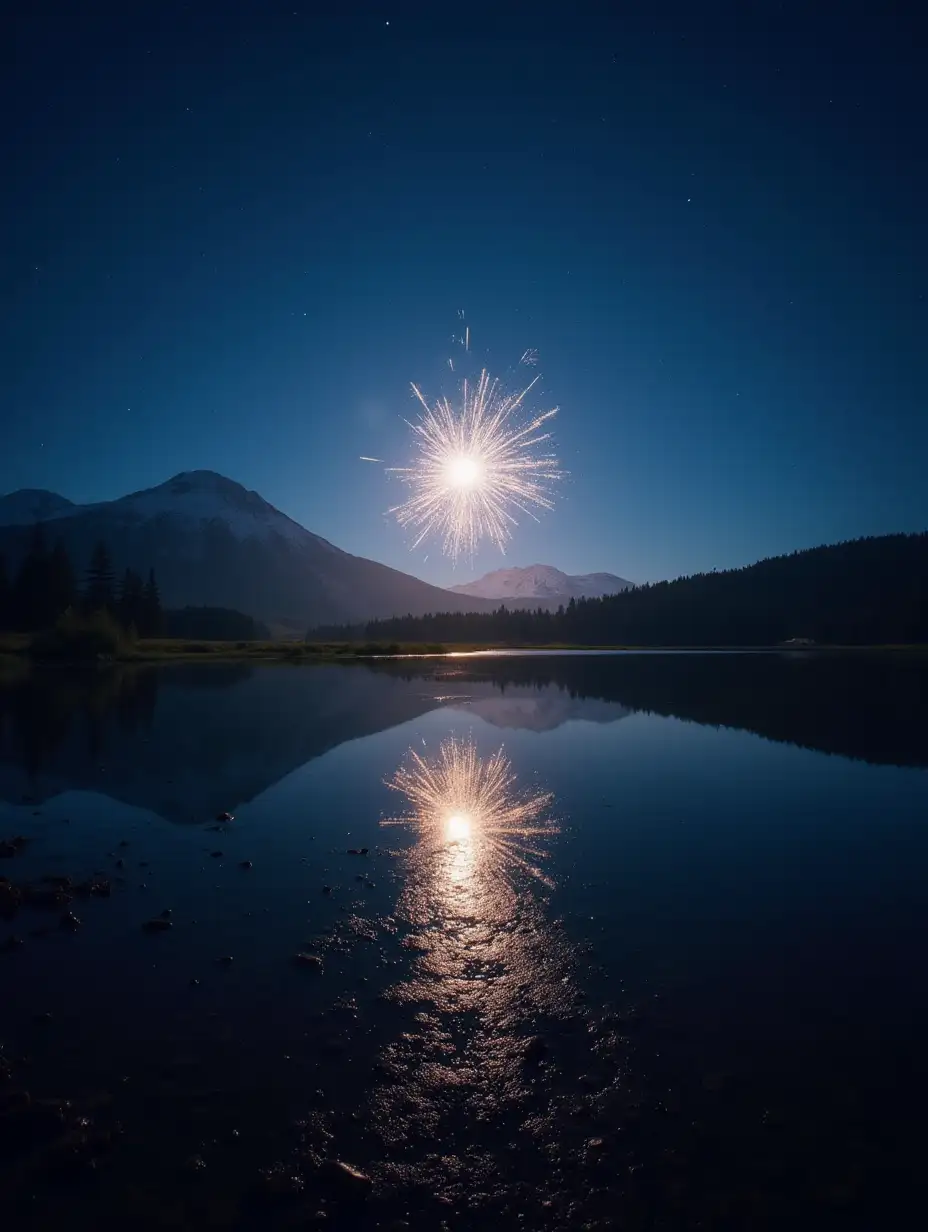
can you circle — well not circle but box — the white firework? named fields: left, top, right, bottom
left=388, top=368, right=563, bottom=562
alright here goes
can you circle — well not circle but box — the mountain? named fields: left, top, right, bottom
left=449, top=564, right=632, bottom=607
left=0, top=471, right=496, bottom=631
left=0, top=489, right=76, bottom=525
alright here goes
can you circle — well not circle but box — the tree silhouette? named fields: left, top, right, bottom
left=313, top=533, right=928, bottom=648
left=141, top=568, right=163, bottom=636
left=84, top=540, right=115, bottom=613
left=48, top=538, right=76, bottom=619
left=117, top=567, right=145, bottom=634
left=13, top=523, right=54, bottom=630
left=0, top=553, right=10, bottom=629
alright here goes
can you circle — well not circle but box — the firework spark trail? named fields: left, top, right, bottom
left=383, top=735, right=557, bottom=887
left=388, top=367, right=564, bottom=561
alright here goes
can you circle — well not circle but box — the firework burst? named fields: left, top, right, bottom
left=387, top=368, right=564, bottom=562
left=383, top=735, right=557, bottom=886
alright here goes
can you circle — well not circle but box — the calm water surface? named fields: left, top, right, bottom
left=1, top=653, right=926, bottom=1229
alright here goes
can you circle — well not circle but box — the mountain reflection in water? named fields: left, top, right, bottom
left=1, top=652, right=926, bottom=822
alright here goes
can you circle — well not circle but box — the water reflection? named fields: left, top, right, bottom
left=371, top=737, right=575, bottom=1172
left=384, top=736, right=558, bottom=890
left=1, top=654, right=926, bottom=826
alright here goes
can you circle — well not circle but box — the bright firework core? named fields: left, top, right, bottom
left=445, top=456, right=483, bottom=490
left=388, top=368, right=564, bottom=562
left=445, top=812, right=473, bottom=843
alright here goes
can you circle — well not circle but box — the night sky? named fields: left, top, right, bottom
left=6, top=2, right=925, bottom=586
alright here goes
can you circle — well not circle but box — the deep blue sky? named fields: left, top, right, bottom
left=5, top=1, right=925, bottom=586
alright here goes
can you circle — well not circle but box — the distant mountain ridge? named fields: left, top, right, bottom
left=0, top=489, right=77, bottom=525
left=450, top=564, right=632, bottom=608
left=0, top=470, right=498, bottom=630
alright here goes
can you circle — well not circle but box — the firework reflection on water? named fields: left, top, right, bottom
left=372, top=736, right=574, bottom=1153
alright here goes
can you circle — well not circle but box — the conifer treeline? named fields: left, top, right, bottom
left=313, top=533, right=928, bottom=647
left=0, top=526, right=162, bottom=635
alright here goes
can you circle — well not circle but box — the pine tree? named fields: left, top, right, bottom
left=84, top=540, right=115, bottom=613
left=0, top=553, right=10, bottom=630
left=117, top=567, right=145, bottom=632
left=48, top=539, right=76, bottom=620
left=14, top=523, right=53, bottom=630
left=141, top=567, right=162, bottom=636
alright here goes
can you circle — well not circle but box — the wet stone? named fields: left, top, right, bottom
left=317, top=1158, right=373, bottom=1197
left=292, top=952, right=324, bottom=971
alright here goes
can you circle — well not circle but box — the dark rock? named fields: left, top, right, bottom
left=115, top=858, right=125, bottom=869
left=216, top=812, right=234, bottom=823
left=43, top=875, right=72, bottom=889
left=0, top=837, right=28, bottom=859
left=210, top=851, right=223, bottom=858
left=347, top=848, right=370, bottom=856
left=142, top=918, right=172, bottom=932
left=0, top=882, right=22, bottom=918
left=1, top=935, right=24, bottom=952
left=523, top=1036, right=548, bottom=1066
left=317, top=1158, right=373, bottom=1197
left=292, top=953, right=323, bottom=970
left=185, top=1153, right=207, bottom=1173
left=119, top=840, right=130, bottom=848
left=322, top=885, right=332, bottom=895
left=218, top=955, right=234, bottom=965
left=159, top=908, right=172, bottom=919
left=23, top=886, right=71, bottom=909
left=239, top=860, right=253, bottom=870
left=189, top=978, right=200, bottom=987
left=59, top=912, right=81, bottom=932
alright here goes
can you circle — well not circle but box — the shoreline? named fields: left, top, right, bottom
left=3, top=635, right=928, bottom=665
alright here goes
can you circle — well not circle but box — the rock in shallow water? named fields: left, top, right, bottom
left=317, top=1158, right=373, bottom=1196
left=292, top=952, right=323, bottom=970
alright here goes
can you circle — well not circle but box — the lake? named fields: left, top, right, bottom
left=1, top=652, right=926, bottom=1229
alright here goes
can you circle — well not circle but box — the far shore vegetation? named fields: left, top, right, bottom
left=1, top=529, right=925, bottom=663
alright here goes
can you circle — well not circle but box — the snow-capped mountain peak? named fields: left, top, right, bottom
left=101, top=471, right=327, bottom=547
left=448, top=564, right=632, bottom=603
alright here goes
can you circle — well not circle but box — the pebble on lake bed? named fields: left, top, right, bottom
left=142, top=918, right=172, bottom=932
left=292, top=952, right=323, bottom=970
left=216, top=812, right=234, bottom=823
left=317, top=1158, right=372, bottom=1195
